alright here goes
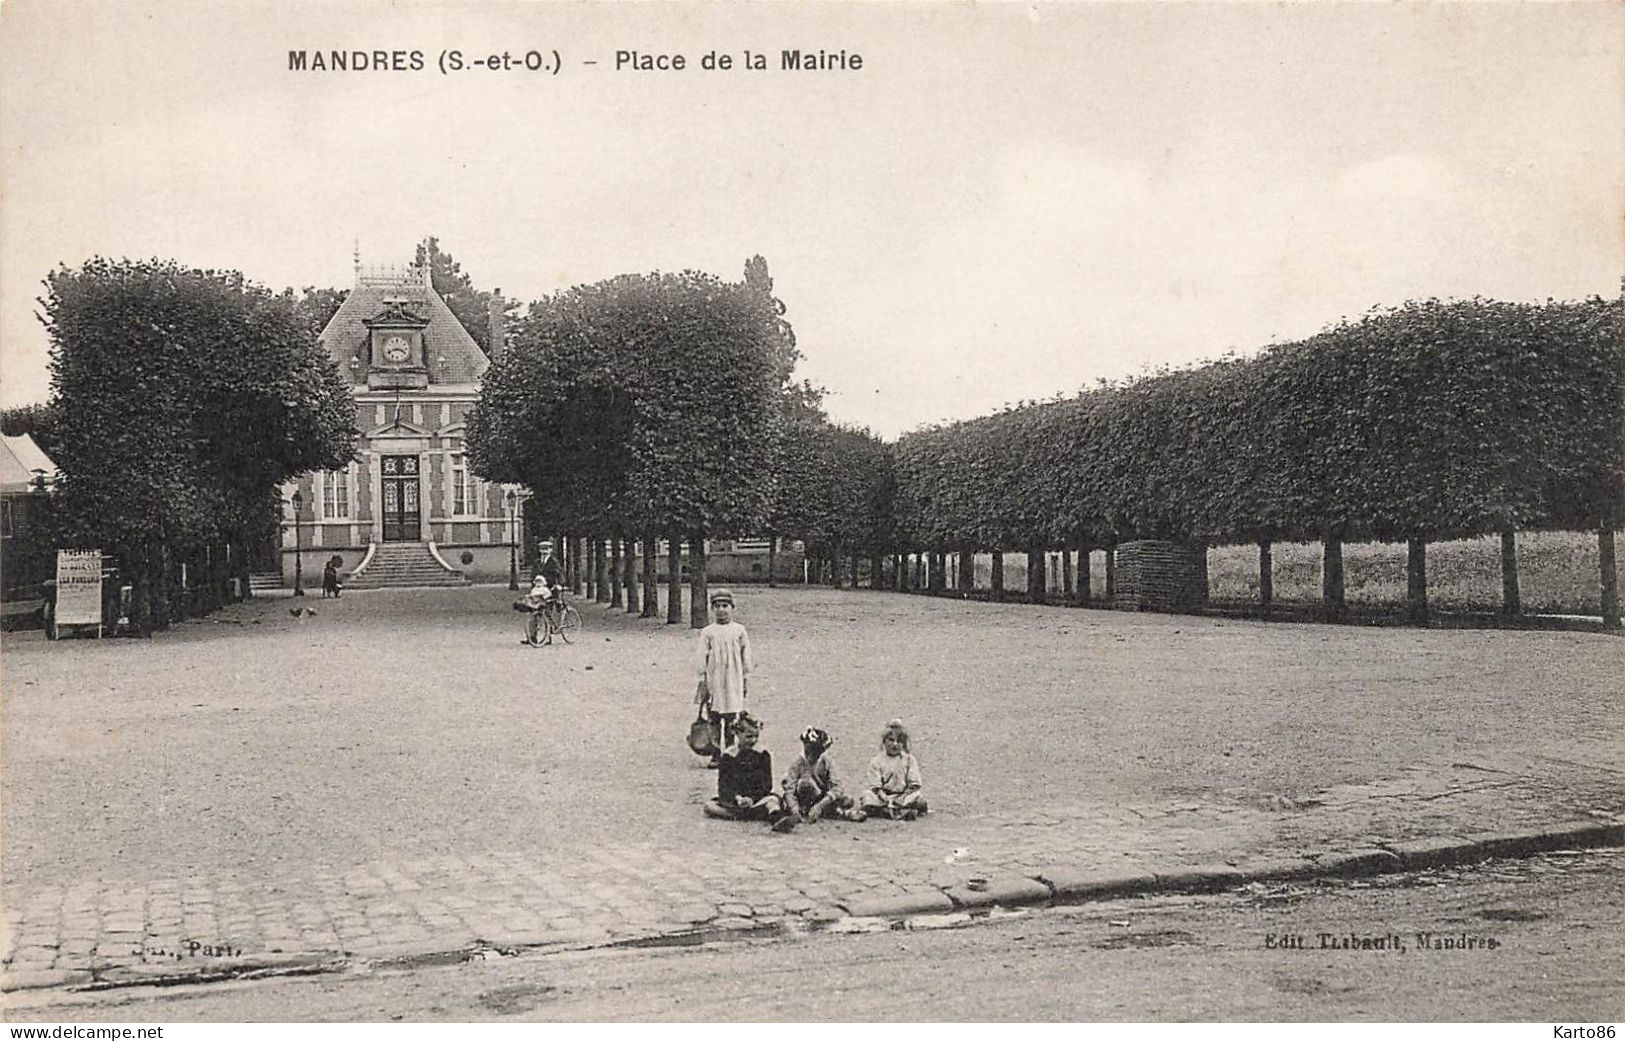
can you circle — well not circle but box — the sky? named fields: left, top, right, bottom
left=1, top=1, right=1620, bottom=439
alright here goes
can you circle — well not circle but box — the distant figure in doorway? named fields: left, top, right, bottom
left=858, top=718, right=928, bottom=820
left=695, top=587, right=752, bottom=763
left=322, top=555, right=344, bottom=598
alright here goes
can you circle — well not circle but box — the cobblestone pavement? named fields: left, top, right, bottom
left=4, top=745, right=1619, bottom=992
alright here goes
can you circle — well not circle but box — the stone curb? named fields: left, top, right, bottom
left=838, top=891, right=955, bottom=918
left=944, top=876, right=1051, bottom=910
left=1035, top=868, right=1157, bottom=900
left=821, top=815, right=1625, bottom=924
left=1305, top=848, right=1403, bottom=877
left=0, top=969, right=92, bottom=993
left=2, top=818, right=1620, bottom=997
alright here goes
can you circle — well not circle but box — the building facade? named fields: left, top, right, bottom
left=277, top=261, right=515, bottom=586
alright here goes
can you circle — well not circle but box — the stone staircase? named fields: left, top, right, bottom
left=346, top=542, right=469, bottom=589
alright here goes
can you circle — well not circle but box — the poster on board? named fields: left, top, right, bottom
left=53, top=549, right=102, bottom=632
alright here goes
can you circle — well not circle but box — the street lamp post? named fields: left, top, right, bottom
left=507, top=489, right=520, bottom=591
left=291, top=489, right=306, bottom=597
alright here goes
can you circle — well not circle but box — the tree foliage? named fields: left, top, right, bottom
left=284, top=285, right=348, bottom=342
left=43, top=257, right=357, bottom=627
left=0, top=402, right=64, bottom=459
left=467, top=269, right=787, bottom=537
left=894, top=296, right=1624, bottom=550
left=771, top=420, right=894, bottom=557
left=414, top=237, right=514, bottom=356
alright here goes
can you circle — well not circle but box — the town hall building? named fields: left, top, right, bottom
left=276, top=258, right=516, bottom=588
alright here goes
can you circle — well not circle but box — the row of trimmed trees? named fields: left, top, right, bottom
left=467, top=261, right=803, bottom=627
left=886, top=296, right=1624, bottom=625
left=39, top=259, right=356, bottom=634
left=471, top=286, right=1621, bottom=628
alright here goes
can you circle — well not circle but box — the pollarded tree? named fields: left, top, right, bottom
left=44, top=258, right=355, bottom=633
left=468, top=269, right=787, bottom=623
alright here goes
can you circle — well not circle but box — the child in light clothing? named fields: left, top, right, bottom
left=776, top=727, right=864, bottom=830
left=859, top=718, right=928, bottom=820
left=695, top=588, right=751, bottom=756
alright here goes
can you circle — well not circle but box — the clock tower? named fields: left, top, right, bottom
left=363, top=298, right=430, bottom=390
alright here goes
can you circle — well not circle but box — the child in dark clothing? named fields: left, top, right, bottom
left=321, top=555, right=343, bottom=598
left=702, top=715, right=789, bottom=825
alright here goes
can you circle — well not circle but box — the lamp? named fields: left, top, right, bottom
left=291, top=489, right=306, bottom=597
left=507, top=489, right=519, bottom=591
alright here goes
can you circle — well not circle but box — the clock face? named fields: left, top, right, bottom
left=382, top=335, right=411, bottom=363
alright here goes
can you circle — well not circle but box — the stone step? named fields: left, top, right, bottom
left=345, top=544, right=469, bottom=588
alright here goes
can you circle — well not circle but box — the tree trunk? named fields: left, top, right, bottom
left=154, top=542, right=174, bottom=631
left=1193, top=540, right=1208, bottom=606
left=1600, top=524, right=1620, bottom=631
left=571, top=536, right=585, bottom=595
left=231, top=533, right=251, bottom=601
left=1104, top=546, right=1117, bottom=599
left=829, top=544, right=842, bottom=588
left=1079, top=546, right=1092, bottom=603
left=624, top=536, right=639, bottom=614
left=991, top=551, right=1005, bottom=602
left=897, top=552, right=909, bottom=592
left=1062, top=544, right=1074, bottom=600
left=871, top=552, right=884, bottom=589
left=642, top=535, right=659, bottom=618
left=1258, top=540, right=1273, bottom=607
left=1406, top=536, right=1428, bottom=624
left=1500, top=529, right=1520, bottom=618
left=850, top=552, right=860, bottom=589
left=1322, top=527, right=1345, bottom=618
left=666, top=533, right=683, bottom=624
left=688, top=533, right=708, bottom=629
left=767, top=532, right=778, bottom=588
left=609, top=538, right=624, bottom=608
left=131, top=543, right=154, bottom=637
left=958, top=544, right=974, bottom=593
left=1027, top=547, right=1046, bottom=604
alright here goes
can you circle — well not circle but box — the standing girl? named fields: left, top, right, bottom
left=695, top=587, right=751, bottom=761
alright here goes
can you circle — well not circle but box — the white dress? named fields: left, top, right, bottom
left=696, top=621, right=752, bottom=715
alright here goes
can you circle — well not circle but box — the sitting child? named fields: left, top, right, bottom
left=523, top=572, right=557, bottom=610
left=702, top=714, right=790, bottom=825
left=859, top=718, right=928, bottom=820
left=776, top=727, right=864, bottom=830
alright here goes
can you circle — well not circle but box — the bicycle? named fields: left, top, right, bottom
left=524, top=593, right=582, bottom=646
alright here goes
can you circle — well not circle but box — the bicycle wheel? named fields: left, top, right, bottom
left=525, top=610, right=548, bottom=646
left=556, top=606, right=582, bottom=644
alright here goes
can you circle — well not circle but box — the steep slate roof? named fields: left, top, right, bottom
left=318, top=265, right=489, bottom=386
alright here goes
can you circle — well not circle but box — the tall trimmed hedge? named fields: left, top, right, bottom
left=894, top=296, right=1623, bottom=551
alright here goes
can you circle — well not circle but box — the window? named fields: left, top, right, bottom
left=451, top=452, right=481, bottom=516
left=322, top=468, right=350, bottom=519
